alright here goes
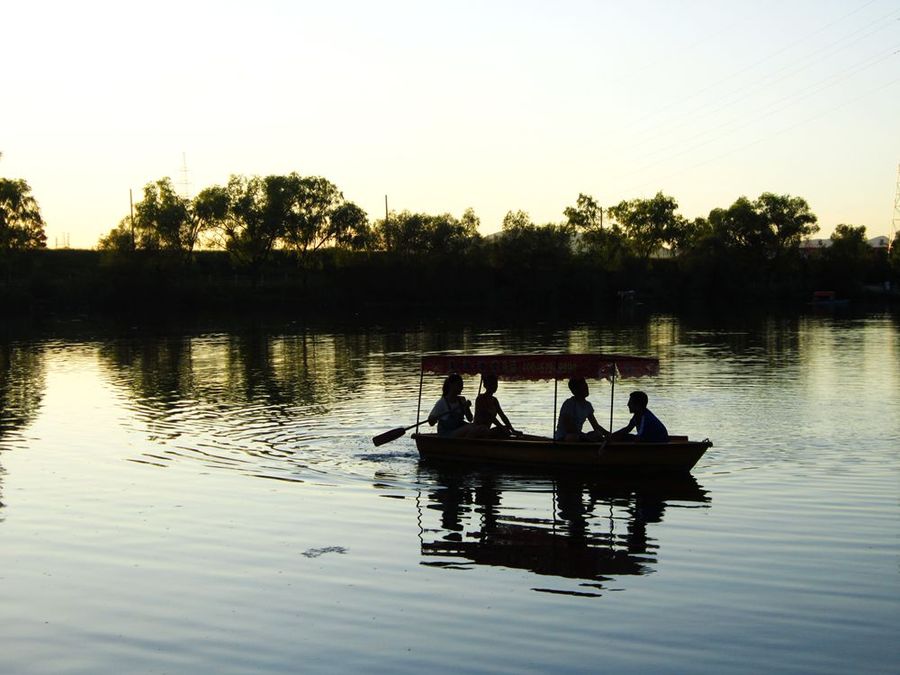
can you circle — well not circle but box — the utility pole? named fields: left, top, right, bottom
left=385, top=195, right=389, bottom=225
left=892, top=163, right=900, bottom=252
left=130, top=188, right=136, bottom=251
left=179, top=152, right=192, bottom=199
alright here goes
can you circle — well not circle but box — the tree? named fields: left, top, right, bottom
left=709, top=193, right=818, bottom=256
left=374, top=210, right=479, bottom=255
left=607, top=192, right=682, bottom=259
left=825, top=224, right=870, bottom=286
left=219, top=174, right=292, bottom=273
left=563, top=193, right=603, bottom=231
left=280, top=175, right=345, bottom=256
left=331, top=202, right=372, bottom=251
left=134, top=178, right=190, bottom=253
left=495, top=211, right=573, bottom=269
left=0, top=178, right=46, bottom=251
left=708, top=196, right=768, bottom=251
left=501, top=210, right=535, bottom=232
left=189, top=185, right=230, bottom=252
left=98, top=217, right=138, bottom=253
left=754, top=192, right=818, bottom=251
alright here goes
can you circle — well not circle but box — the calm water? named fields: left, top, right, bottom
left=0, top=312, right=897, bottom=674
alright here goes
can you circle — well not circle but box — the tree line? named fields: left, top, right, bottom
left=2, top=170, right=899, bottom=310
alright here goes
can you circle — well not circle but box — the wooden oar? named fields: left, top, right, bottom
left=372, top=419, right=431, bottom=447
left=374, top=397, right=473, bottom=447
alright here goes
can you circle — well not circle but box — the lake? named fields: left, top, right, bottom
left=0, top=310, right=897, bottom=674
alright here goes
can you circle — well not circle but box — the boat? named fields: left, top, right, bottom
left=409, top=353, right=712, bottom=472
left=809, top=290, right=849, bottom=307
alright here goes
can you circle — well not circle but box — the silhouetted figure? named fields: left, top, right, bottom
left=612, top=391, right=669, bottom=442
left=428, top=373, right=475, bottom=438
left=554, top=377, right=608, bottom=442
left=472, top=373, right=517, bottom=438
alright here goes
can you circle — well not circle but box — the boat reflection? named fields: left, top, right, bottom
left=415, top=461, right=710, bottom=597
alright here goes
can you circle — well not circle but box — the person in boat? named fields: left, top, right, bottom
left=554, top=377, right=609, bottom=442
left=611, top=390, right=669, bottom=442
left=428, top=372, right=475, bottom=438
left=472, top=373, right=518, bottom=438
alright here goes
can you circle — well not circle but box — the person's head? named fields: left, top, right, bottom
left=443, top=373, right=464, bottom=397
left=628, top=390, right=648, bottom=413
left=482, top=373, right=498, bottom=394
left=568, top=377, right=589, bottom=398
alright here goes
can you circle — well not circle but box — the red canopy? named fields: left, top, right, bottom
left=420, top=354, right=659, bottom=381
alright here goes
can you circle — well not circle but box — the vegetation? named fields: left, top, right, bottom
left=0, top=178, right=46, bottom=253
left=1, top=167, right=897, bottom=315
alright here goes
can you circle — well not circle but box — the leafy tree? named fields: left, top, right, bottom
left=501, top=210, right=535, bottom=232
left=374, top=210, right=479, bottom=255
left=98, top=217, right=138, bottom=253
left=331, top=202, right=372, bottom=251
left=219, top=174, right=292, bottom=273
left=709, top=193, right=817, bottom=256
left=708, top=196, right=768, bottom=251
left=495, top=211, right=573, bottom=269
left=460, top=207, right=480, bottom=235
left=0, top=178, right=46, bottom=251
left=564, top=193, right=603, bottom=231
left=825, top=224, right=870, bottom=286
left=280, top=175, right=344, bottom=256
left=607, top=192, right=682, bottom=259
left=134, top=178, right=190, bottom=252
left=755, top=192, right=818, bottom=251
left=190, top=185, right=230, bottom=251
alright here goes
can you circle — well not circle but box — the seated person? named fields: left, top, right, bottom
left=472, top=373, right=517, bottom=438
left=428, top=373, right=474, bottom=438
left=612, top=391, right=669, bottom=442
left=554, top=377, right=608, bottom=442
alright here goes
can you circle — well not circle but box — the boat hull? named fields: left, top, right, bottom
left=413, top=433, right=711, bottom=472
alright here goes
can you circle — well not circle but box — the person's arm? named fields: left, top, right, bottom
left=587, top=412, right=609, bottom=437
left=460, top=396, right=473, bottom=422
left=612, top=412, right=639, bottom=438
left=428, top=398, right=448, bottom=425
left=496, top=400, right=515, bottom=432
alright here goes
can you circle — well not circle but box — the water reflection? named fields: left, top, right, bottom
left=415, top=463, right=710, bottom=597
left=0, top=341, right=46, bottom=511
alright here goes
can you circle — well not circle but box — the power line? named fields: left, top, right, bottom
left=623, top=7, right=900, bottom=154
left=609, top=47, right=900, bottom=189
left=618, top=0, right=888, bottom=135
left=612, top=73, right=900, bottom=198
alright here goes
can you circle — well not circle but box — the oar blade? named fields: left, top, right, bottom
left=372, top=426, right=406, bottom=447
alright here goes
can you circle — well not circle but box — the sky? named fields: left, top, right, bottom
left=2, top=0, right=898, bottom=248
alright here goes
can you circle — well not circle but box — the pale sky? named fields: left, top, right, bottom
left=2, top=0, right=898, bottom=248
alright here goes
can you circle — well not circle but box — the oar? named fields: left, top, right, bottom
left=373, top=396, right=474, bottom=447
left=372, top=419, right=431, bottom=447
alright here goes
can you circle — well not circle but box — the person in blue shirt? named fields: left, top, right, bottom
left=612, top=391, right=669, bottom=442
left=555, top=377, right=609, bottom=442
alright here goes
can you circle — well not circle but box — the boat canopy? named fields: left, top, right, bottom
left=420, top=354, right=659, bottom=381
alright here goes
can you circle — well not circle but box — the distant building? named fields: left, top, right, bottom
left=799, top=238, right=832, bottom=256
left=800, top=235, right=891, bottom=256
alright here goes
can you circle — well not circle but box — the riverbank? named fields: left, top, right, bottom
left=1, top=248, right=894, bottom=317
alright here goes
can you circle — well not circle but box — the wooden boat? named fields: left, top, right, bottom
left=413, top=433, right=711, bottom=472
left=408, top=353, right=712, bottom=473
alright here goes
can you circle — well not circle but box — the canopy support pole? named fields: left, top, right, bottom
left=415, top=362, right=424, bottom=432
left=552, top=357, right=559, bottom=440
left=609, top=369, right=616, bottom=432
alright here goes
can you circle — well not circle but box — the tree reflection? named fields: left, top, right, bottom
left=416, top=463, right=710, bottom=597
left=0, top=341, right=46, bottom=512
